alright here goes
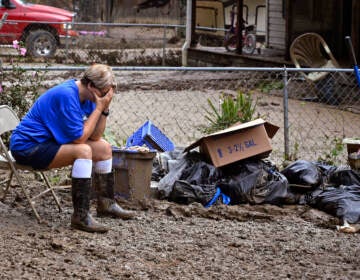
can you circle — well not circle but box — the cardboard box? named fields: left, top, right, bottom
left=185, top=119, right=279, bottom=167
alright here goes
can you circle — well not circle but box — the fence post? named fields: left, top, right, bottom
left=162, top=24, right=167, bottom=66
left=283, top=66, right=289, bottom=160
left=0, top=58, right=2, bottom=93
left=64, top=23, right=69, bottom=64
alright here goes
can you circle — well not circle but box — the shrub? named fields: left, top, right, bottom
left=0, top=40, right=46, bottom=118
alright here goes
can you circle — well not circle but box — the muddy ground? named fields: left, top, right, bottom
left=1, top=188, right=359, bottom=280
left=1, top=71, right=360, bottom=280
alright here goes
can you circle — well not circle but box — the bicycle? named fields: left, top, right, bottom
left=224, top=5, right=256, bottom=54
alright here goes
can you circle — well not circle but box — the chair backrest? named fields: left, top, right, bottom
left=0, top=105, right=20, bottom=135
left=290, top=33, right=341, bottom=82
left=0, top=105, right=64, bottom=223
left=290, top=32, right=340, bottom=69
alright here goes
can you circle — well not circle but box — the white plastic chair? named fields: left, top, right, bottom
left=290, top=32, right=350, bottom=104
left=290, top=32, right=340, bottom=82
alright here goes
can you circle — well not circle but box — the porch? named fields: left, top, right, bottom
left=187, top=45, right=292, bottom=67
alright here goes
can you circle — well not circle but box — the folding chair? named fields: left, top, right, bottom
left=0, top=105, right=63, bottom=223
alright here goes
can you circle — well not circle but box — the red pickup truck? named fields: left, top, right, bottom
left=0, top=0, right=78, bottom=57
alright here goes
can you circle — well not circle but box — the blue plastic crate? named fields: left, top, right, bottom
left=126, top=120, right=174, bottom=152
left=126, top=127, right=145, bottom=147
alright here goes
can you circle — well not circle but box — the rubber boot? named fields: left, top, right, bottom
left=71, top=178, right=109, bottom=233
left=94, top=172, right=136, bottom=220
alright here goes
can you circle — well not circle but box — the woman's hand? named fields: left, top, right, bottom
left=92, top=86, right=115, bottom=112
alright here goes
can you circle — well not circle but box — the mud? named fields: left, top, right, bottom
left=1, top=71, right=359, bottom=279
left=0, top=190, right=359, bottom=280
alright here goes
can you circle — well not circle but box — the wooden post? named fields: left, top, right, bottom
left=352, top=0, right=360, bottom=60
left=284, top=0, right=292, bottom=61
left=105, top=0, right=111, bottom=22
left=235, top=0, right=243, bottom=54
left=191, top=0, right=196, bottom=47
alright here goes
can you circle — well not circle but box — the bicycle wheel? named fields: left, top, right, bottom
left=224, top=35, right=237, bottom=52
left=242, top=34, right=256, bottom=54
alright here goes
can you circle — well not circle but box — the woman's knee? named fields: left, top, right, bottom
left=93, top=139, right=112, bottom=160
left=75, top=144, right=93, bottom=159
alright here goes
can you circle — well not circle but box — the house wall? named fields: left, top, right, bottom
left=289, top=0, right=336, bottom=44
left=353, top=0, right=360, bottom=60
left=196, top=0, right=225, bottom=36
left=266, top=0, right=286, bottom=50
left=223, top=0, right=266, bottom=36
left=287, top=0, right=344, bottom=59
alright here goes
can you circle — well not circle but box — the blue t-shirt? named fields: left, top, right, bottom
left=10, top=79, right=95, bottom=151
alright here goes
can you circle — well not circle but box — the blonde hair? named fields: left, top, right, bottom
left=81, top=64, right=116, bottom=89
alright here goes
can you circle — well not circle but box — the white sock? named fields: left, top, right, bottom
left=72, top=159, right=93, bottom=178
left=94, top=158, right=112, bottom=174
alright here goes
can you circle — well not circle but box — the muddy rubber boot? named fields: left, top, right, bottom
left=94, top=172, right=136, bottom=220
left=71, top=178, right=109, bottom=233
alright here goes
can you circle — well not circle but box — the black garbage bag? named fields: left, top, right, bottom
left=306, top=185, right=360, bottom=224
left=314, top=161, right=338, bottom=175
left=152, top=147, right=186, bottom=182
left=152, top=156, right=166, bottom=181
left=180, top=161, right=222, bottom=186
left=218, top=160, right=290, bottom=205
left=157, top=156, right=189, bottom=199
left=327, top=167, right=360, bottom=187
left=169, top=180, right=226, bottom=206
left=281, top=160, right=322, bottom=189
left=157, top=151, right=222, bottom=199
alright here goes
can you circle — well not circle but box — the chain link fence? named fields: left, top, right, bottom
left=108, top=68, right=360, bottom=166
left=1, top=19, right=359, bottom=166
left=1, top=64, right=359, bottom=166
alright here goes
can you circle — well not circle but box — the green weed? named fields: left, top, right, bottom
left=317, top=137, right=344, bottom=165
left=257, top=81, right=283, bottom=93
left=200, top=90, right=258, bottom=134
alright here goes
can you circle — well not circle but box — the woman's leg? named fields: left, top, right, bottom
left=88, top=139, right=136, bottom=219
left=48, top=141, right=109, bottom=233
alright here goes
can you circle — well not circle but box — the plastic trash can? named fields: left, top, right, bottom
left=112, top=147, right=156, bottom=201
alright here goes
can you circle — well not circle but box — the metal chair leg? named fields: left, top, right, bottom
left=12, top=169, right=42, bottom=223
left=40, top=171, right=63, bottom=212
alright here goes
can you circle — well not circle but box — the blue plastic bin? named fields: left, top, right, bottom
left=126, top=120, right=175, bottom=152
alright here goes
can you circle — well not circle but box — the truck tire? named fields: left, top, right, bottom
left=25, top=30, right=57, bottom=57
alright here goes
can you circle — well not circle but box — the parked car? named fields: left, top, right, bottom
left=0, top=0, right=78, bottom=57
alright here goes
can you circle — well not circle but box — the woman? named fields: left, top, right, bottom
left=10, top=64, right=135, bottom=233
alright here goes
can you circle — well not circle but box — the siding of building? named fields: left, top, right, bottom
left=266, top=0, right=285, bottom=50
